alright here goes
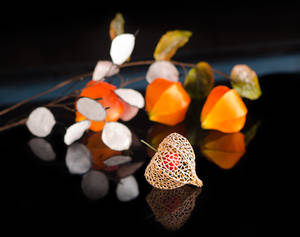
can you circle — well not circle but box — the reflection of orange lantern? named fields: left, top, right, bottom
left=200, top=131, right=246, bottom=169
left=201, top=86, right=247, bottom=133
left=146, top=123, right=186, bottom=157
left=145, top=78, right=191, bottom=126
left=76, top=81, right=124, bottom=131
left=86, top=132, right=121, bottom=170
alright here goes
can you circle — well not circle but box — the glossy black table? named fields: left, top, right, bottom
left=1, top=69, right=298, bottom=236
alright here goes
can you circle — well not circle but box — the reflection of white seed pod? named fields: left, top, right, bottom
left=81, top=170, right=109, bottom=200
left=28, top=138, right=56, bottom=161
left=104, top=155, right=132, bottom=167
left=145, top=133, right=203, bottom=190
left=116, top=175, right=139, bottom=202
left=117, top=161, right=144, bottom=178
left=65, top=143, right=92, bottom=174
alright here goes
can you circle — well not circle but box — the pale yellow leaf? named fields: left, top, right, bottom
left=154, top=30, right=192, bottom=61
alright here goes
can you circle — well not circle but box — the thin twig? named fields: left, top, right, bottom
left=180, top=64, right=188, bottom=78
left=140, top=139, right=157, bottom=152
left=48, top=90, right=78, bottom=106
left=0, top=118, right=27, bottom=132
left=171, top=60, right=196, bottom=68
left=120, top=76, right=145, bottom=88
left=119, top=60, right=154, bottom=68
left=53, top=77, right=85, bottom=101
left=0, top=60, right=232, bottom=118
left=48, top=104, right=76, bottom=112
left=0, top=59, right=234, bottom=133
left=172, top=60, right=233, bottom=80
left=0, top=72, right=91, bottom=116
left=116, top=73, right=125, bottom=87
left=211, top=68, right=232, bottom=80
left=0, top=91, right=78, bottom=132
left=120, top=60, right=197, bottom=69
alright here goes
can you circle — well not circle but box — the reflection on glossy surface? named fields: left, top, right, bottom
left=27, top=126, right=146, bottom=203
left=28, top=138, right=56, bottom=161
left=116, top=161, right=144, bottom=178
left=66, top=143, right=92, bottom=174
left=146, top=122, right=186, bottom=156
left=11, top=73, right=298, bottom=235
left=104, top=155, right=132, bottom=167
left=85, top=131, right=122, bottom=170
left=244, top=120, right=261, bottom=146
left=116, top=175, right=139, bottom=202
left=81, top=170, right=109, bottom=200
left=200, top=130, right=246, bottom=169
left=146, top=186, right=202, bottom=231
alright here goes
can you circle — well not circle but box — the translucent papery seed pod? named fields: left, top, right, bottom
left=145, top=133, right=203, bottom=190
left=146, top=186, right=202, bottom=231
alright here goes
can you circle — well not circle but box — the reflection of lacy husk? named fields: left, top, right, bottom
left=146, top=186, right=202, bottom=231
left=145, top=133, right=203, bottom=189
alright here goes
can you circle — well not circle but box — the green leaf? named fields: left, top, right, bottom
left=110, top=13, right=125, bottom=40
left=184, top=62, right=214, bottom=100
left=230, top=64, right=262, bottom=100
left=154, top=30, right=192, bottom=61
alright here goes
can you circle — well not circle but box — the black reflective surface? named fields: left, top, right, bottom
left=1, top=73, right=298, bottom=235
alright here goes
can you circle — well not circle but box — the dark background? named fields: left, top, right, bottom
left=1, top=3, right=300, bottom=74
left=1, top=2, right=298, bottom=235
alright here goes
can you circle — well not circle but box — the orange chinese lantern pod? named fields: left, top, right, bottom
left=76, top=81, right=125, bottom=131
left=145, top=133, right=203, bottom=190
left=145, top=78, right=191, bottom=126
left=200, top=131, right=246, bottom=169
left=200, top=85, right=247, bottom=133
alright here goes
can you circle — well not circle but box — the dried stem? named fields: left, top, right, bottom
left=48, top=90, right=78, bottom=106
left=120, top=60, right=154, bottom=68
left=116, top=73, right=125, bottom=86
left=0, top=72, right=91, bottom=116
left=120, top=76, right=145, bottom=88
left=0, top=59, right=233, bottom=133
left=120, top=60, right=233, bottom=80
left=171, top=60, right=196, bottom=68
left=211, top=68, right=232, bottom=80
left=47, top=104, right=76, bottom=112
left=0, top=60, right=231, bottom=117
left=140, top=139, right=157, bottom=152
left=0, top=118, right=27, bottom=132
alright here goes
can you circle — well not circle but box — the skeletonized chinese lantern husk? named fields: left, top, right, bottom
left=146, top=122, right=187, bottom=157
left=146, top=186, right=202, bottom=231
left=145, top=133, right=203, bottom=190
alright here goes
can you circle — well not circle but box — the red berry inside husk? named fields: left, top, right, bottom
left=163, top=152, right=180, bottom=171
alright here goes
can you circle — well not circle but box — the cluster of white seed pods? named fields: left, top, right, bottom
left=26, top=33, right=138, bottom=149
